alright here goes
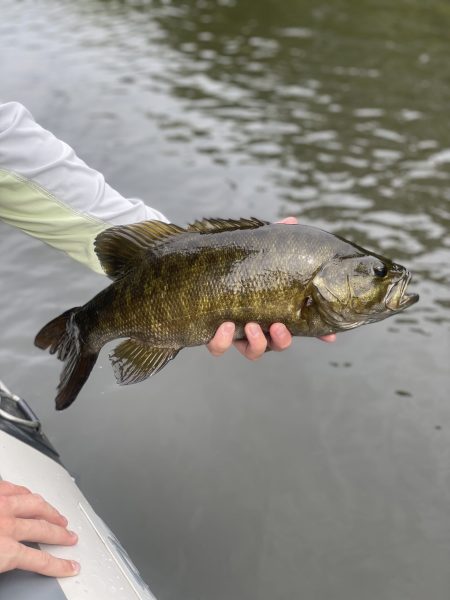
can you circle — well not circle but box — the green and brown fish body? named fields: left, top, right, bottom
left=35, top=218, right=418, bottom=410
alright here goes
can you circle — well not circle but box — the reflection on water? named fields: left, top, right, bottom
left=1, top=0, right=449, bottom=599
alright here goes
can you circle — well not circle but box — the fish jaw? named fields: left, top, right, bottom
left=385, top=271, right=419, bottom=312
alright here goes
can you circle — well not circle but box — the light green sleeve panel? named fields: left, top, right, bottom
left=0, top=102, right=169, bottom=273
left=0, top=169, right=107, bottom=274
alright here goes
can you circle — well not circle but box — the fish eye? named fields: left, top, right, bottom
left=373, top=264, right=388, bottom=278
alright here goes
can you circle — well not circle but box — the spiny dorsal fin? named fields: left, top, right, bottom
left=95, top=220, right=186, bottom=279
left=110, top=339, right=180, bottom=385
left=187, top=217, right=269, bottom=234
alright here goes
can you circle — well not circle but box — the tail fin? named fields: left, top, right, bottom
left=35, top=308, right=98, bottom=410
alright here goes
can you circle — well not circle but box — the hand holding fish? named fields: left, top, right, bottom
left=207, top=217, right=336, bottom=360
left=209, top=321, right=336, bottom=360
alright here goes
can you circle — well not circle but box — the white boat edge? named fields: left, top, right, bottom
left=0, top=384, right=158, bottom=600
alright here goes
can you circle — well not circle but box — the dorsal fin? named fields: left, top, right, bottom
left=95, top=217, right=270, bottom=279
left=187, top=217, right=269, bottom=234
left=94, top=220, right=186, bottom=279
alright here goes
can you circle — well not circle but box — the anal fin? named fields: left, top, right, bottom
left=110, top=339, right=180, bottom=385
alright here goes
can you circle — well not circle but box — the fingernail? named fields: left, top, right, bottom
left=69, top=530, right=78, bottom=540
left=248, top=324, right=259, bottom=337
left=223, top=322, right=234, bottom=335
left=271, top=323, right=284, bottom=336
left=71, top=561, right=80, bottom=574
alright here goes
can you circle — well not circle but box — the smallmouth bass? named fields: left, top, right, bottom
left=35, top=218, right=419, bottom=410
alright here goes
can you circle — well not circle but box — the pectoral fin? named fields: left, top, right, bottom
left=110, top=339, right=180, bottom=385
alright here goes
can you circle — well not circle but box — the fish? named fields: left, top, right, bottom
left=35, top=218, right=419, bottom=410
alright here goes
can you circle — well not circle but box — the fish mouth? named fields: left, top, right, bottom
left=385, top=271, right=419, bottom=311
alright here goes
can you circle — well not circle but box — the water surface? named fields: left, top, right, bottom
left=1, top=1, right=449, bottom=599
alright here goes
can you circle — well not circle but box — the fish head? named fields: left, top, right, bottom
left=311, top=254, right=419, bottom=330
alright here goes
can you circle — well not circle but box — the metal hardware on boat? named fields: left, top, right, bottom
left=0, top=379, right=42, bottom=431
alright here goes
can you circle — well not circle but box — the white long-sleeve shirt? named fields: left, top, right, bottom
left=0, top=102, right=168, bottom=274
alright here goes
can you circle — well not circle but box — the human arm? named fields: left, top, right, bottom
left=0, top=481, right=79, bottom=577
left=0, top=102, right=334, bottom=357
left=0, top=101, right=167, bottom=273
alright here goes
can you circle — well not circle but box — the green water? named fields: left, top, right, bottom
left=1, top=1, right=449, bottom=598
